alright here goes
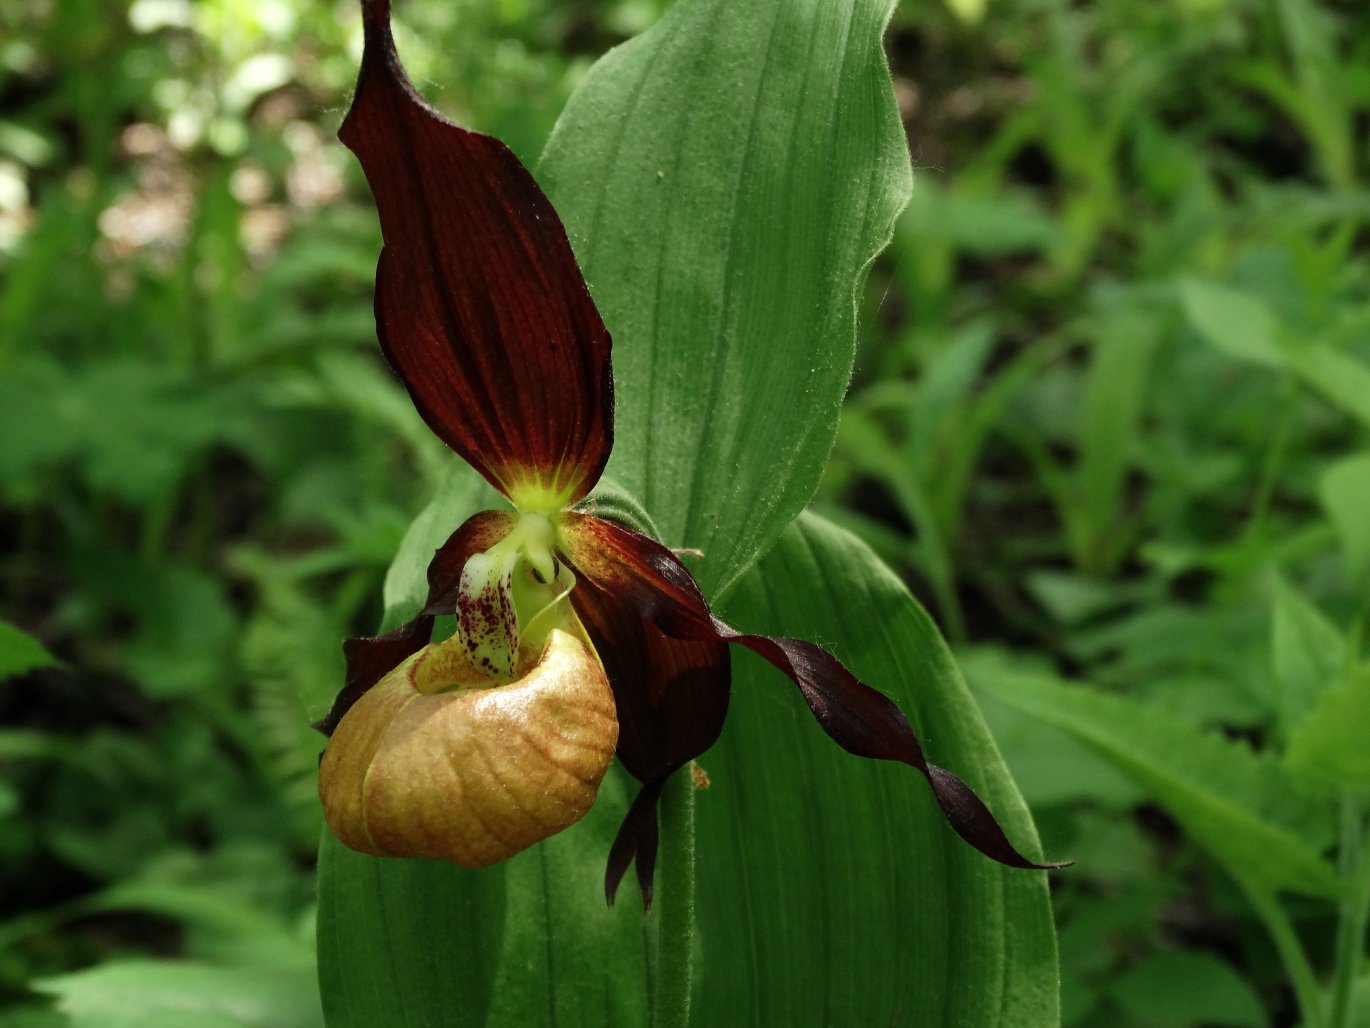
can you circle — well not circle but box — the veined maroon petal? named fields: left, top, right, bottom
left=571, top=581, right=730, bottom=784
left=558, top=513, right=1068, bottom=872
left=342, top=0, right=614, bottom=505
left=558, top=514, right=715, bottom=637
left=314, top=509, right=515, bottom=735
left=571, top=581, right=730, bottom=907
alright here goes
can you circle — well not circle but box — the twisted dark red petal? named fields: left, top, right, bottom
left=558, top=513, right=1069, bottom=873
left=314, top=510, right=514, bottom=736
left=571, top=582, right=729, bottom=907
left=341, top=0, right=614, bottom=504
left=604, top=779, right=666, bottom=910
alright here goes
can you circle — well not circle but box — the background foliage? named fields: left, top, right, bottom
left=2, top=0, right=1368, bottom=1025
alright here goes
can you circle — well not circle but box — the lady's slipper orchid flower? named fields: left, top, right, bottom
left=318, top=0, right=1064, bottom=907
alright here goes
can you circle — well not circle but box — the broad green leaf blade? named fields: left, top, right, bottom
left=541, top=0, right=911, bottom=599
left=316, top=769, right=651, bottom=1028
left=1286, top=664, right=1370, bottom=794
left=1181, top=278, right=1370, bottom=427
left=1320, top=452, right=1370, bottom=582
left=1109, top=951, right=1265, bottom=1028
left=1293, top=345, right=1370, bottom=428
left=1180, top=278, right=1287, bottom=369
left=316, top=835, right=503, bottom=1028
left=694, top=512, right=1059, bottom=1025
left=969, top=658, right=1341, bottom=898
left=1270, top=574, right=1345, bottom=738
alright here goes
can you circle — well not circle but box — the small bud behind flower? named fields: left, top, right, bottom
left=320, top=514, right=618, bottom=867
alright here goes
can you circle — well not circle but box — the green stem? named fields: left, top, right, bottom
left=1243, top=880, right=1326, bottom=1028
left=898, top=478, right=965, bottom=643
left=1240, top=378, right=1299, bottom=545
left=653, top=768, right=696, bottom=1028
left=1330, top=798, right=1370, bottom=1028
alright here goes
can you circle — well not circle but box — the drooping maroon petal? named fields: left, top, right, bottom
left=558, top=513, right=1068, bottom=872
left=571, top=579, right=730, bottom=907
left=603, top=778, right=666, bottom=910
left=315, top=509, right=514, bottom=735
left=341, top=0, right=614, bottom=506
left=713, top=633, right=1069, bottom=870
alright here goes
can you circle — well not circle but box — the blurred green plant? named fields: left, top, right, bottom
left=818, top=0, right=1370, bottom=1024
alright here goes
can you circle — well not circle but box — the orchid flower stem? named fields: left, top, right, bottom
left=652, top=768, right=696, bottom=1028
left=1330, top=797, right=1370, bottom=1028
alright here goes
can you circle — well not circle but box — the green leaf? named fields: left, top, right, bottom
left=1293, top=345, right=1370, bottom=428
left=1350, top=973, right=1370, bottom=1028
left=1109, top=950, right=1266, bottom=1028
left=1022, top=571, right=1129, bottom=627
left=977, top=691, right=1144, bottom=810
left=0, top=620, right=58, bottom=680
left=1286, top=665, right=1370, bottom=795
left=0, top=356, right=82, bottom=492
left=1320, top=452, right=1370, bottom=582
left=907, top=182, right=1058, bottom=256
left=1073, top=304, right=1161, bottom=573
left=0, top=1004, right=70, bottom=1028
left=541, top=0, right=911, bottom=599
left=316, top=771, right=651, bottom=1028
left=32, top=959, right=322, bottom=1028
left=907, top=319, right=997, bottom=479
left=69, top=557, right=239, bottom=699
left=76, top=361, right=240, bottom=504
left=123, top=567, right=240, bottom=699
left=694, top=512, right=1059, bottom=1025
left=1270, top=575, right=1346, bottom=738
left=580, top=476, right=662, bottom=540
left=968, top=657, right=1340, bottom=898
left=1180, top=278, right=1288, bottom=369
left=311, top=350, right=450, bottom=484
left=1180, top=279, right=1370, bottom=428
